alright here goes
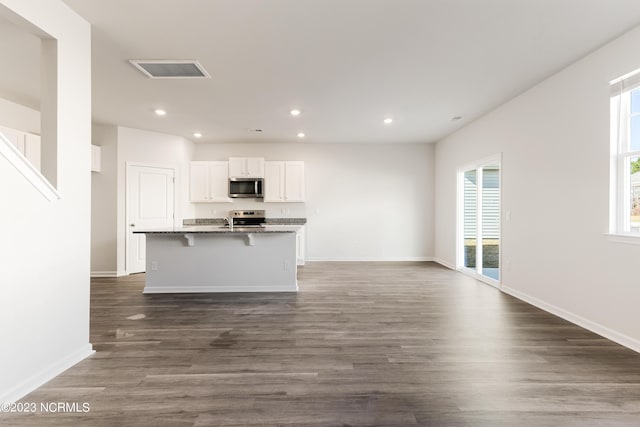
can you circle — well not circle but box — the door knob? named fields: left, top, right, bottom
left=130, top=223, right=135, bottom=227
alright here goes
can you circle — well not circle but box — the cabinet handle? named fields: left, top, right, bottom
left=130, top=223, right=135, bottom=227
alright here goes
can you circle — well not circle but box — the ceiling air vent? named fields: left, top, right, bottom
left=129, top=60, right=210, bottom=79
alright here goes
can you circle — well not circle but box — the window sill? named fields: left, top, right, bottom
left=605, top=233, right=640, bottom=245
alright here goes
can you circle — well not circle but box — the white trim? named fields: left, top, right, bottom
left=456, top=166, right=464, bottom=268
left=477, top=167, right=485, bottom=274
left=305, top=257, right=433, bottom=262
left=143, top=284, right=298, bottom=293
left=610, top=85, right=640, bottom=235
left=433, top=258, right=455, bottom=269
left=0, top=344, right=94, bottom=404
left=90, top=270, right=120, bottom=277
left=605, top=233, right=640, bottom=245
left=458, top=154, right=503, bottom=172
left=609, top=66, right=640, bottom=95
left=502, top=285, right=640, bottom=354
left=0, top=133, right=60, bottom=202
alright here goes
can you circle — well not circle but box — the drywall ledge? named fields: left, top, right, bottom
left=0, top=133, right=60, bottom=202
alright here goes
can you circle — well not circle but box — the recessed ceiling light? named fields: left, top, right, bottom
left=154, top=109, right=167, bottom=116
left=451, top=116, right=463, bottom=121
left=290, top=109, right=301, bottom=116
left=383, top=117, right=393, bottom=124
left=297, top=132, right=305, bottom=138
left=193, top=132, right=202, bottom=138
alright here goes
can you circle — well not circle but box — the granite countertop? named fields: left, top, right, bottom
left=182, top=217, right=307, bottom=226
left=133, top=225, right=300, bottom=234
left=265, top=218, right=307, bottom=225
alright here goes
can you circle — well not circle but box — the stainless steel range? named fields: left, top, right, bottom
left=226, top=210, right=266, bottom=228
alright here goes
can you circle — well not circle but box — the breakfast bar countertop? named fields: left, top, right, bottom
left=133, top=225, right=301, bottom=234
left=182, top=217, right=307, bottom=226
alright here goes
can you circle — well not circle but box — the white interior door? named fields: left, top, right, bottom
left=127, top=165, right=175, bottom=274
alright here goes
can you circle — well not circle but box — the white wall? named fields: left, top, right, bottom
left=89, top=125, right=194, bottom=276
left=195, top=143, right=435, bottom=261
left=435, top=25, right=640, bottom=350
left=116, top=126, right=194, bottom=273
left=0, top=0, right=92, bottom=402
left=90, top=123, right=118, bottom=275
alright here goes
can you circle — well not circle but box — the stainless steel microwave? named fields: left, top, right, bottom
left=229, top=177, right=264, bottom=198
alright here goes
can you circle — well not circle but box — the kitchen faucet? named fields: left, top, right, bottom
left=224, top=216, right=234, bottom=230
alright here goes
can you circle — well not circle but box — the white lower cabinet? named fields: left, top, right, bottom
left=264, top=161, right=305, bottom=202
left=190, top=161, right=232, bottom=202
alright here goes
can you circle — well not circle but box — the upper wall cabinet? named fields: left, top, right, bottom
left=0, top=125, right=41, bottom=171
left=190, top=161, right=232, bottom=203
left=229, top=157, right=264, bottom=178
left=264, top=161, right=305, bottom=202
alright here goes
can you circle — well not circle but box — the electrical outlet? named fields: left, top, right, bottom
left=151, top=261, right=158, bottom=271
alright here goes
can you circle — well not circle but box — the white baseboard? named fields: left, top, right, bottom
left=91, top=270, right=117, bottom=277
left=143, top=284, right=299, bottom=293
left=433, top=257, right=456, bottom=269
left=502, top=285, right=640, bottom=354
left=90, top=270, right=128, bottom=277
left=305, top=257, right=433, bottom=262
left=0, top=344, right=94, bottom=404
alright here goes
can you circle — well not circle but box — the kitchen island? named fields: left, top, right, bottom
left=133, top=225, right=299, bottom=293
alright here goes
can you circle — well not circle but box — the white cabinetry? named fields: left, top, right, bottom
left=190, top=161, right=232, bottom=202
left=0, top=125, right=41, bottom=171
left=229, top=157, right=264, bottom=178
left=264, top=161, right=305, bottom=202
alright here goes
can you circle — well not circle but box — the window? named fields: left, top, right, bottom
left=610, top=72, right=640, bottom=236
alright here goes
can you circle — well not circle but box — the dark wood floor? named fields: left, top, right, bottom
left=3, top=262, right=640, bottom=426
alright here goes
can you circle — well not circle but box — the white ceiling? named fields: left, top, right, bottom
left=5, top=1, right=640, bottom=144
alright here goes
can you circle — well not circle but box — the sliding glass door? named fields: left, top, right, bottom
left=459, top=158, right=501, bottom=285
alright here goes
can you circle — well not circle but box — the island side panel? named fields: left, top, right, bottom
left=143, top=232, right=297, bottom=293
